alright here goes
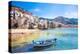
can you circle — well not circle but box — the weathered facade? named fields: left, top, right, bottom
left=10, top=6, right=37, bottom=29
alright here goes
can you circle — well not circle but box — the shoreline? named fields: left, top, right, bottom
left=9, top=29, right=40, bottom=47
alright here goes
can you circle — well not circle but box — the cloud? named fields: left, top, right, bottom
left=33, top=8, right=40, bottom=12
left=64, top=11, right=78, bottom=18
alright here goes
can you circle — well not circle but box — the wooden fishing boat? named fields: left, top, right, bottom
left=32, top=38, right=57, bottom=48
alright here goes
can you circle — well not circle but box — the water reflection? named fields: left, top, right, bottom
left=12, top=28, right=78, bottom=52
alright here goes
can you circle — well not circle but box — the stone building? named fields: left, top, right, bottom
left=9, top=6, right=37, bottom=29
left=38, top=18, right=48, bottom=29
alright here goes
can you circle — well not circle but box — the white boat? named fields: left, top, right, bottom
left=32, top=38, right=57, bottom=48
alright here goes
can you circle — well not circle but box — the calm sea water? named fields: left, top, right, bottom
left=39, top=28, right=78, bottom=51
left=12, top=28, right=78, bottom=52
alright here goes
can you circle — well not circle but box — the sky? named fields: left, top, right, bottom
left=10, top=1, right=78, bottom=19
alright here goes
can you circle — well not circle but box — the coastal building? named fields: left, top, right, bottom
left=10, top=6, right=18, bottom=28
left=53, top=21, right=63, bottom=27
left=33, top=16, right=39, bottom=29
left=10, top=6, right=36, bottom=29
left=38, top=18, right=48, bottom=29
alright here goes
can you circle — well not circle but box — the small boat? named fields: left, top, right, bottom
left=32, top=38, right=57, bottom=48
